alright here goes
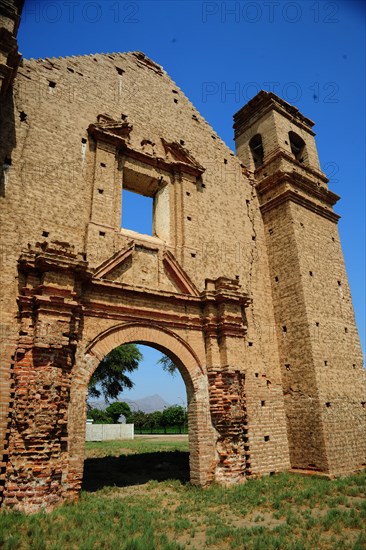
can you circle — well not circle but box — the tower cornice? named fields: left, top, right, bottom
left=233, top=91, right=315, bottom=140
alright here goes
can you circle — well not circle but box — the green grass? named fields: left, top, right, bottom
left=135, top=427, right=188, bottom=435
left=0, top=438, right=365, bottom=549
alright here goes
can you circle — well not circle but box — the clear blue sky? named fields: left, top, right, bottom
left=18, top=1, right=365, bottom=403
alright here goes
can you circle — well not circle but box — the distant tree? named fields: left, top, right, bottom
left=88, top=344, right=143, bottom=402
left=145, top=411, right=163, bottom=433
left=162, top=405, right=186, bottom=433
left=157, top=354, right=178, bottom=376
left=87, top=408, right=113, bottom=424
left=106, top=402, right=131, bottom=423
left=128, top=410, right=146, bottom=432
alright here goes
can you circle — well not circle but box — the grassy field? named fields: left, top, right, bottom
left=0, top=438, right=365, bottom=549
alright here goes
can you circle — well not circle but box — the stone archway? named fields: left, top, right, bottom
left=1, top=244, right=251, bottom=513
left=65, top=322, right=216, bottom=501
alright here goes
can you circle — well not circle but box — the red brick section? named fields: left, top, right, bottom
left=1, top=244, right=87, bottom=512
left=208, top=371, right=249, bottom=484
left=3, top=348, right=73, bottom=511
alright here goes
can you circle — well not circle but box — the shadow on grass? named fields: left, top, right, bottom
left=82, top=451, right=190, bottom=492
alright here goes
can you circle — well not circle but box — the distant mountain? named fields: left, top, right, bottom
left=88, top=394, right=171, bottom=413
left=126, top=394, right=171, bottom=413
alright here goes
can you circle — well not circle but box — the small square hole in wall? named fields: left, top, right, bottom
left=337, top=280, right=342, bottom=286
left=264, top=435, right=270, bottom=442
left=309, top=271, right=313, bottom=277
left=180, top=140, right=185, bottom=145
left=121, top=189, right=153, bottom=236
left=42, top=231, right=49, bottom=237
left=282, top=325, right=287, bottom=333
left=99, top=231, right=106, bottom=237
left=269, top=228, right=274, bottom=235
left=255, top=373, right=259, bottom=378
left=186, top=191, right=191, bottom=196
left=100, top=162, right=106, bottom=168
left=275, top=276, right=279, bottom=282
left=261, top=400, right=265, bottom=407
left=174, top=98, right=178, bottom=104
left=98, top=189, right=104, bottom=194
left=325, top=402, right=331, bottom=408
left=81, top=138, right=87, bottom=144
left=344, top=327, right=348, bottom=333
left=316, top=322, right=319, bottom=327
left=48, top=81, right=56, bottom=88
left=248, top=342, right=253, bottom=347
left=116, top=67, right=124, bottom=75
left=352, top=364, right=356, bottom=369
left=187, top=216, right=192, bottom=221
left=285, top=364, right=291, bottom=371
left=191, top=253, right=196, bottom=258
left=324, top=360, right=328, bottom=366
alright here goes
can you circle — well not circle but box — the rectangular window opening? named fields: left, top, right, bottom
left=121, top=188, right=153, bottom=236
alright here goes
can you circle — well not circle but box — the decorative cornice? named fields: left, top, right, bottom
left=260, top=189, right=340, bottom=223
left=234, top=90, right=315, bottom=139
left=18, top=242, right=88, bottom=275
left=161, top=139, right=205, bottom=177
left=17, top=247, right=251, bottom=345
left=88, top=114, right=205, bottom=178
left=256, top=170, right=339, bottom=208
left=86, top=277, right=202, bottom=304
left=254, top=149, right=328, bottom=184
left=88, top=114, right=133, bottom=147
left=202, top=277, right=251, bottom=307
left=120, top=146, right=204, bottom=177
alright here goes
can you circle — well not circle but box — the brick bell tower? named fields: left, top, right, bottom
left=234, top=91, right=366, bottom=475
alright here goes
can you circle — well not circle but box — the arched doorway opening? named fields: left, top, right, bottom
left=83, top=343, right=190, bottom=491
left=66, top=322, right=216, bottom=499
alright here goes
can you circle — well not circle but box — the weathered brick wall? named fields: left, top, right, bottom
left=291, top=203, right=366, bottom=474
left=0, top=52, right=291, bottom=511
left=0, top=45, right=364, bottom=512
left=234, top=91, right=366, bottom=475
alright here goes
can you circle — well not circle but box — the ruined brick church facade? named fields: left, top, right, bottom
left=0, top=1, right=365, bottom=512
